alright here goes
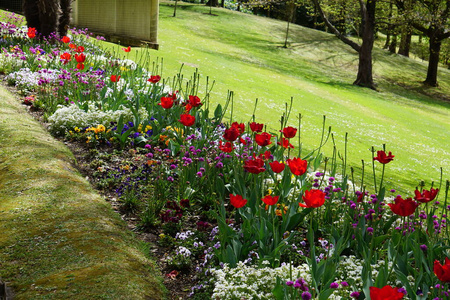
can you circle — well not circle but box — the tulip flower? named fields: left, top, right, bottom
left=158, top=96, right=174, bottom=109
left=255, top=132, right=272, bottom=147
left=60, top=52, right=71, bottom=65
left=249, top=122, right=264, bottom=133
left=76, top=46, right=85, bottom=53
left=243, top=157, right=265, bottom=174
left=388, top=196, right=419, bottom=217
left=74, top=53, right=86, bottom=63
left=188, top=95, right=202, bottom=107
left=414, top=188, right=439, bottom=203
left=223, top=126, right=240, bottom=142
left=110, top=75, right=121, bottom=82
left=178, top=114, right=195, bottom=126
left=122, top=46, right=131, bottom=52
left=219, top=141, right=234, bottom=153
left=369, top=286, right=404, bottom=300
left=434, top=258, right=450, bottom=283
left=287, top=157, right=307, bottom=176
left=27, top=27, right=36, bottom=38
left=299, top=189, right=325, bottom=208
left=373, top=150, right=395, bottom=164
left=61, top=36, right=70, bottom=43
left=231, top=122, right=245, bottom=134
left=148, top=75, right=161, bottom=83
left=278, top=137, right=294, bottom=149
left=230, top=194, right=247, bottom=208
left=262, top=195, right=279, bottom=206
left=76, top=63, right=85, bottom=70
left=281, top=126, right=297, bottom=139
left=269, top=161, right=285, bottom=173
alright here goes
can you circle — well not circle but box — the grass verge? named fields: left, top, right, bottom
left=0, top=86, right=165, bottom=299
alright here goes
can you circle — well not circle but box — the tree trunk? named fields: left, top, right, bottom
left=173, top=0, right=178, bottom=17
left=383, top=1, right=393, bottom=50
left=58, top=0, right=72, bottom=36
left=398, top=25, right=412, bottom=57
left=424, top=36, right=441, bottom=86
left=353, top=0, right=376, bottom=90
left=388, top=35, right=397, bottom=53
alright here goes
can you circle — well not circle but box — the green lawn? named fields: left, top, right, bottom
left=130, top=1, right=449, bottom=193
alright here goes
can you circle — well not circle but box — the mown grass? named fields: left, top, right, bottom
left=0, top=87, right=165, bottom=299
left=118, top=1, right=449, bottom=193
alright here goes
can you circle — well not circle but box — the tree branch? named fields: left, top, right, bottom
left=312, top=0, right=361, bottom=52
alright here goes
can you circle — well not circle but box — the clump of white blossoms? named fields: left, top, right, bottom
left=48, top=103, right=148, bottom=135
left=211, top=261, right=310, bottom=300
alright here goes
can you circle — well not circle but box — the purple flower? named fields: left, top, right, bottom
left=420, top=244, right=427, bottom=251
left=367, top=227, right=374, bottom=234
left=341, top=281, right=349, bottom=287
left=286, top=281, right=294, bottom=286
left=330, top=282, right=339, bottom=289
left=350, top=291, right=360, bottom=298
left=301, top=292, right=312, bottom=300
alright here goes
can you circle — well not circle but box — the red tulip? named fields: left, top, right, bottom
left=158, top=96, right=174, bottom=109
left=388, top=196, right=419, bottom=217
left=122, top=46, right=131, bottom=52
left=27, top=27, right=36, bottom=38
left=230, top=194, right=247, bottom=208
left=278, top=137, right=294, bottom=149
left=255, top=132, right=272, bottom=147
left=299, top=189, right=325, bottom=208
left=231, top=122, right=245, bottom=134
left=179, top=114, right=195, bottom=126
left=262, top=195, right=279, bottom=206
left=414, top=188, right=439, bottom=203
left=74, top=53, right=86, bottom=63
left=110, top=75, right=121, bottom=82
left=374, top=150, right=395, bottom=164
left=76, top=63, right=85, bottom=70
left=69, top=43, right=76, bottom=49
left=223, top=126, right=240, bottom=142
left=188, top=95, right=202, bottom=107
left=250, top=122, right=264, bottom=133
left=243, top=157, right=265, bottom=174
left=61, top=36, right=70, bottom=43
left=287, top=157, right=307, bottom=176
left=369, top=286, right=404, bottom=300
left=434, top=258, right=450, bottom=283
left=148, top=75, right=161, bottom=83
left=262, top=150, right=271, bottom=160
left=219, top=141, right=234, bottom=153
left=281, top=126, right=297, bottom=139
left=60, top=52, right=71, bottom=64
left=76, top=46, right=85, bottom=53
left=269, top=161, right=285, bottom=173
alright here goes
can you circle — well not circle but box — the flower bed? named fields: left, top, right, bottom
left=1, top=11, right=450, bottom=299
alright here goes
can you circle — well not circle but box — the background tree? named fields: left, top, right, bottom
left=397, top=0, right=450, bottom=86
left=23, top=0, right=73, bottom=38
left=312, top=0, right=378, bottom=89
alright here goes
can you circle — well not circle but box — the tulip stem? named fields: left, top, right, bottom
left=371, top=147, right=377, bottom=193
left=379, top=163, right=386, bottom=193
left=387, top=217, right=404, bottom=280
